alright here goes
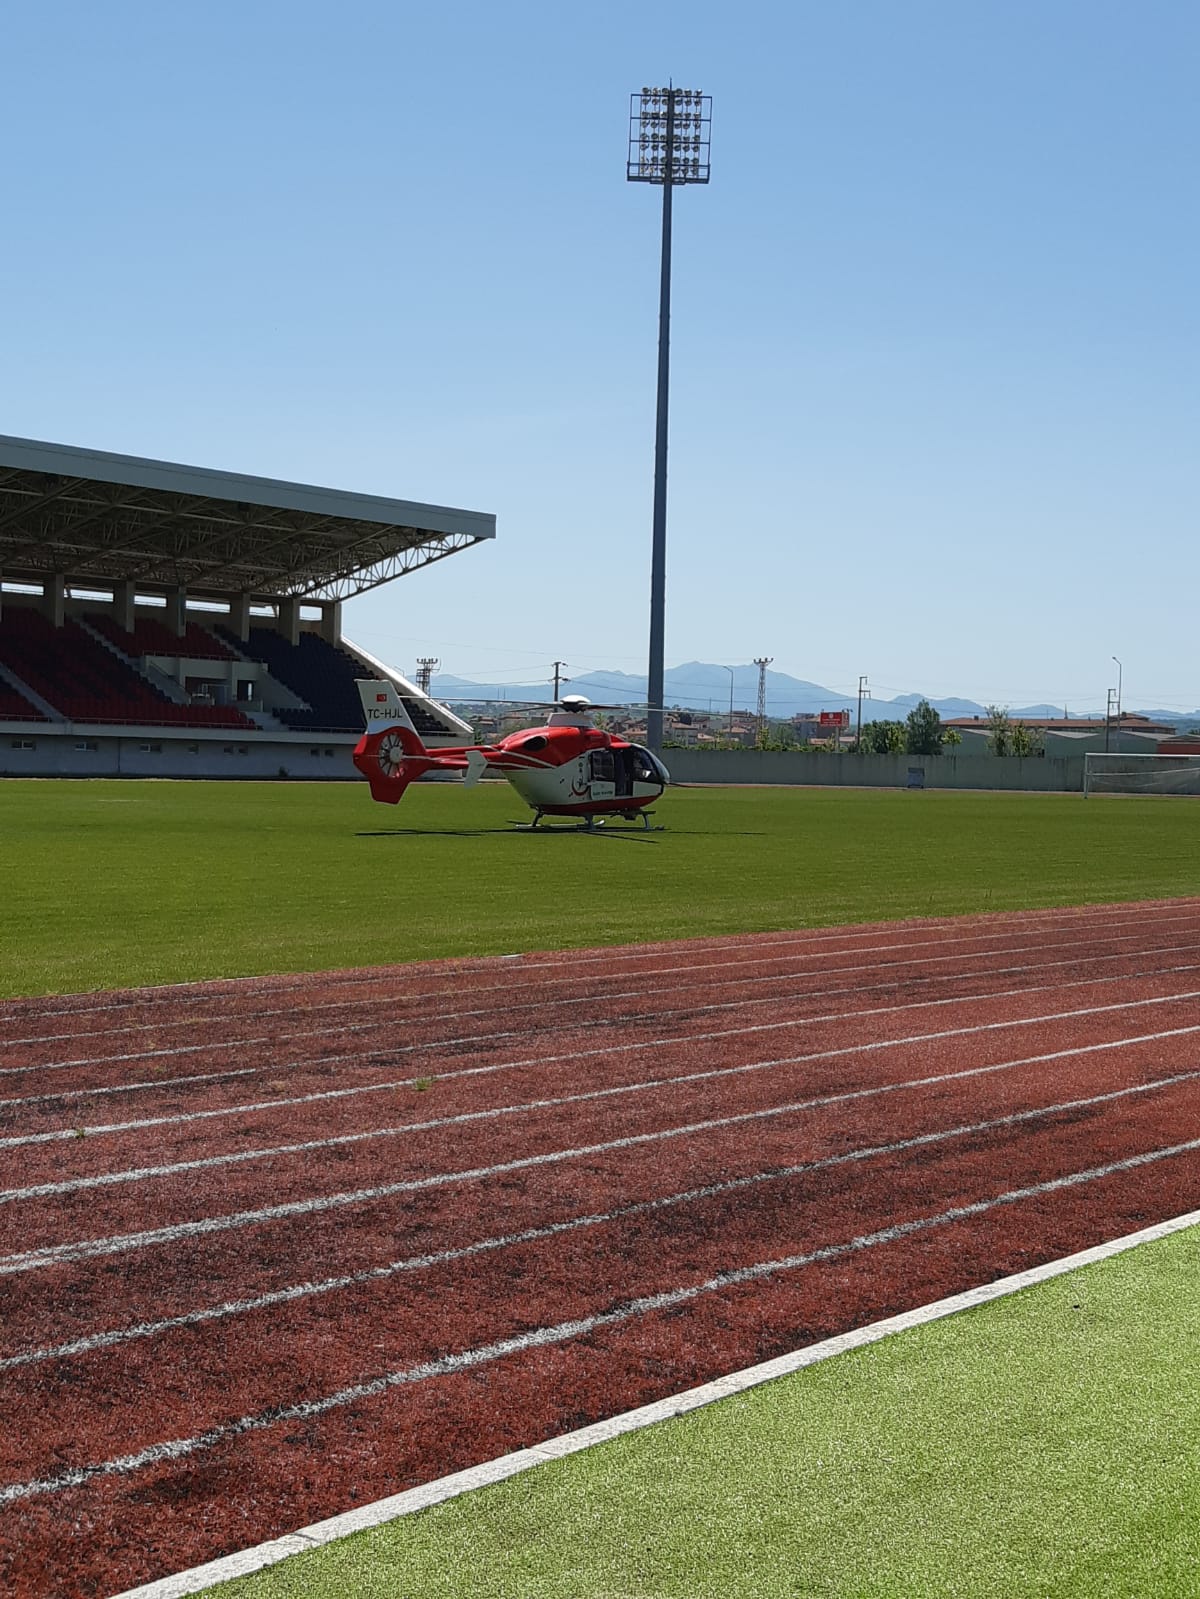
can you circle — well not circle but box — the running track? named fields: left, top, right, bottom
left=4, top=899, right=1200, bottom=1597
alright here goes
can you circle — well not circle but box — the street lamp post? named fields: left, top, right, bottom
left=628, top=86, right=712, bottom=752
left=722, top=665, right=735, bottom=736
left=1112, top=656, right=1122, bottom=722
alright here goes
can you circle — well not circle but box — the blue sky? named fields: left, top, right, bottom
left=3, top=1, right=1196, bottom=712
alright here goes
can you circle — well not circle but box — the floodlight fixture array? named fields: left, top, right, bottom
left=627, top=87, right=712, bottom=184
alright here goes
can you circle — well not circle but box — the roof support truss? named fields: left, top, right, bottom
left=0, top=444, right=494, bottom=601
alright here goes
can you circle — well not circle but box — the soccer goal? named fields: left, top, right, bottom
left=1083, top=753, right=1200, bottom=798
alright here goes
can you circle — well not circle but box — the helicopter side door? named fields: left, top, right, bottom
left=588, top=748, right=616, bottom=801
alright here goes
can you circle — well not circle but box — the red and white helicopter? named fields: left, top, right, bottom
left=353, top=680, right=670, bottom=829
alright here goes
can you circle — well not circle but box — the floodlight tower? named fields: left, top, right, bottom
left=628, top=85, right=712, bottom=752
left=415, top=657, right=438, bottom=693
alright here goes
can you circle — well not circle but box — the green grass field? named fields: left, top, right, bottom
left=2, top=779, right=1200, bottom=998
left=209, top=1223, right=1200, bottom=1599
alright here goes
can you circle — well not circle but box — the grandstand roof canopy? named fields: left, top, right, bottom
left=0, top=435, right=496, bottom=602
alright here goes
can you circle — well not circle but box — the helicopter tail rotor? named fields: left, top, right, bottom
left=352, top=731, right=468, bottom=804
left=352, top=682, right=473, bottom=803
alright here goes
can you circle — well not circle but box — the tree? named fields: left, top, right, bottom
left=985, top=706, right=1045, bottom=757
left=1010, top=721, right=1045, bottom=757
left=905, top=699, right=945, bottom=755
left=859, top=719, right=906, bottom=754
left=758, top=724, right=800, bottom=752
left=986, top=705, right=1012, bottom=756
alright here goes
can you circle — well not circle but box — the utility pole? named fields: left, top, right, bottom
left=857, top=675, right=869, bottom=749
left=754, top=657, right=773, bottom=744
left=1105, top=687, right=1119, bottom=753
left=415, top=657, right=438, bottom=693
left=552, top=661, right=568, bottom=700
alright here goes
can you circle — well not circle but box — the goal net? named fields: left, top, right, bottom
left=1083, top=753, right=1200, bottom=798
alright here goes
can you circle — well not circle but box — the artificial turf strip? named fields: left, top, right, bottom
left=4, top=779, right=1200, bottom=999
left=203, top=1222, right=1200, bottom=1599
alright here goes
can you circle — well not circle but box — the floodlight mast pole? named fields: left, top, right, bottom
left=646, top=95, right=675, bottom=755
left=628, top=86, right=711, bottom=753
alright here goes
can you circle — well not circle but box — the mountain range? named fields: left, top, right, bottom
left=429, top=661, right=1197, bottom=725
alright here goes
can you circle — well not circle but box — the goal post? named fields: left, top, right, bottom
left=1083, top=753, right=1200, bottom=798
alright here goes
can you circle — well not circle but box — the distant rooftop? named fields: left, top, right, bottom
left=0, top=435, right=495, bottom=602
left=945, top=713, right=1176, bottom=734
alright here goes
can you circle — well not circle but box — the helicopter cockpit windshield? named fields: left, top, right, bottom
left=624, top=745, right=669, bottom=789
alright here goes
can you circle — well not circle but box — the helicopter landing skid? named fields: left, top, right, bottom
left=515, top=810, right=662, bottom=833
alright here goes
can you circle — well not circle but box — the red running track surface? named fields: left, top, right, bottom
left=4, top=899, right=1200, bottom=1596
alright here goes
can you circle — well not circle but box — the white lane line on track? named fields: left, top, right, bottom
left=6, top=1131, right=1199, bottom=1510
left=8, top=982, right=1200, bottom=1153
left=0, top=1068, right=258, bottom=1111
left=111, top=1208, right=1200, bottom=1599
left=5, top=945, right=1198, bottom=1111
left=5, top=897, right=1197, bottom=1029
left=5, top=1023, right=1199, bottom=1266
left=8, top=920, right=1200, bottom=1074
left=5, top=1069, right=1195, bottom=1375
left=6, top=908, right=1197, bottom=1052
left=7, top=940, right=1196, bottom=1132
left=403, top=959, right=1200, bottom=1092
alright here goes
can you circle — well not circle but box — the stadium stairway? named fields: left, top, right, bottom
left=76, top=613, right=259, bottom=730
left=215, top=626, right=365, bottom=733
left=236, top=704, right=288, bottom=733
left=0, top=661, right=59, bottom=721
left=79, top=618, right=192, bottom=704
left=214, top=626, right=453, bottom=738
left=82, top=617, right=304, bottom=732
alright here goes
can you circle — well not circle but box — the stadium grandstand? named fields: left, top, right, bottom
left=0, top=435, right=494, bottom=778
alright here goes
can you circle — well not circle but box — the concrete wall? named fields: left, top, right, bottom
left=664, top=749, right=1087, bottom=792
left=1, top=730, right=1089, bottom=792
left=0, top=726, right=358, bottom=780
